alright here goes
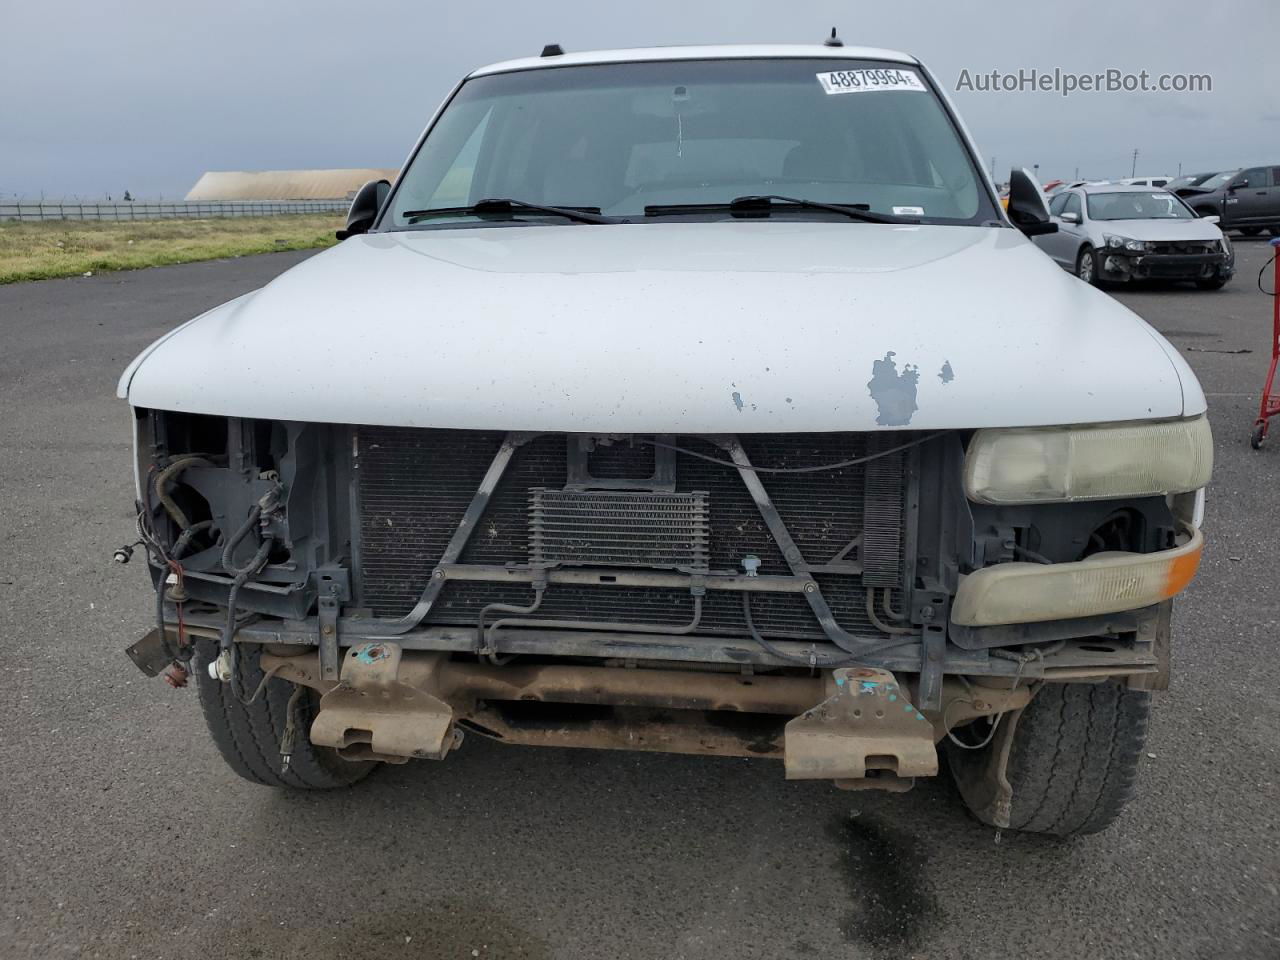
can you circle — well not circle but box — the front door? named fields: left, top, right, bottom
left=1226, top=167, right=1271, bottom=226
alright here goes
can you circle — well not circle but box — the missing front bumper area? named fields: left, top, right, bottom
left=281, top=642, right=1028, bottom=786
left=1100, top=250, right=1230, bottom=282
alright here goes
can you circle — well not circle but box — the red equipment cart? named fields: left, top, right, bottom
left=1253, top=237, right=1280, bottom=450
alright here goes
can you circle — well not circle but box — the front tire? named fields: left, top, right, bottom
left=194, top=641, right=377, bottom=789
left=949, top=681, right=1151, bottom=837
left=1076, top=245, right=1101, bottom=286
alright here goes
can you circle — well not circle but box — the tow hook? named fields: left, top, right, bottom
left=783, top=667, right=938, bottom=789
left=310, top=642, right=458, bottom=764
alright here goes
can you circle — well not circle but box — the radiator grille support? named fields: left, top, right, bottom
left=355, top=429, right=911, bottom=640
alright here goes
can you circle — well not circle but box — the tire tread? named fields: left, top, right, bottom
left=999, top=681, right=1150, bottom=837
left=193, top=641, right=374, bottom=790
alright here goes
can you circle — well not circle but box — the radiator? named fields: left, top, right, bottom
left=354, top=429, right=909, bottom=640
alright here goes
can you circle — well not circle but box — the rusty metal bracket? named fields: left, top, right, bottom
left=946, top=705, right=1026, bottom=829
left=124, top=627, right=174, bottom=677
left=784, top=667, right=938, bottom=782
left=313, top=567, right=350, bottom=683
left=918, top=623, right=947, bottom=711
left=310, top=642, right=457, bottom=763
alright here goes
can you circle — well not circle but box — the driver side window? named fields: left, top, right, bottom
left=1062, top=193, right=1082, bottom=219
left=1048, top=192, right=1069, bottom=216
left=1236, top=167, right=1268, bottom=189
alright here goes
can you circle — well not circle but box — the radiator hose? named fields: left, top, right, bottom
left=218, top=500, right=277, bottom=653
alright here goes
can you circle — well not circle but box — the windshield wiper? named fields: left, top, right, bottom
left=403, top=198, right=620, bottom=225
left=644, top=195, right=904, bottom=224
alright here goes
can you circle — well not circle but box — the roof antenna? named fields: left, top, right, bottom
left=540, top=43, right=564, bottom=57
left=824, top=27, right=843, bottom=47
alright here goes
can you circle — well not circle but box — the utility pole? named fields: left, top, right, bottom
left=1131, top=148, right=1139, bottom=177
left=1177, top=161, right=1183, bottom=176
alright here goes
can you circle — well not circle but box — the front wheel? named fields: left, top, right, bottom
left=193, top=641, right=377, bottom=789
left=1076, top=245, right=1101, bottom=286
left=1238, top=227, right=1261, bottom=237
left=948, top=681, right=1151, bottom=837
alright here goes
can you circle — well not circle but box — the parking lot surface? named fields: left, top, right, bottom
left=1, top=243, right=1277, bottom=960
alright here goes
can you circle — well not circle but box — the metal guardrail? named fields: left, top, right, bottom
left=0, top=200, right=348, bottom=222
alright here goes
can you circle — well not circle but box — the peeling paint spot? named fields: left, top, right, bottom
left=866, top=351, right=919, bottom=426
left=731, top=391, right=744, bottom=412
left=938, top=360, right=954, bottom=384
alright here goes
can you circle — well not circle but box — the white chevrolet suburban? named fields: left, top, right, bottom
left=118, top=42, right=1211, bottom=837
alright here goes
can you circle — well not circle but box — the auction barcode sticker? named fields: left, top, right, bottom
left=817, top=68, right=927, bottom=95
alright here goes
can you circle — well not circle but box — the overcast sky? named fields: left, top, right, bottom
left=2, top=0, right=1275, bottom=200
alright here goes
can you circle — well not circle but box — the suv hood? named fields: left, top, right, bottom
left=120, top=221, right=1201, bottom=432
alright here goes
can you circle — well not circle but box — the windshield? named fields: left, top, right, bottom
left=384, top=58, right=992, bottom=228
left=1086, top=191, right=1195, bottom=221
left=1197, top=170, right=1239, bottom=191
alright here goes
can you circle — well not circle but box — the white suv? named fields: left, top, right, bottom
left=118, top=43, right=1210, bottom=837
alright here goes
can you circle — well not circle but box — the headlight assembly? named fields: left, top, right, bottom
left=1104, top=234, right=1147, bottom=253
left=964, top=415, right=1213, bottom=504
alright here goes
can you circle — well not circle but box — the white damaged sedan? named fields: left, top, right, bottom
left=1036, top=182, right=1234, bottom=289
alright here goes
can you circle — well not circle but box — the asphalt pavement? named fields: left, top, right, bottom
left=1, top=242, right=1277, bottom=960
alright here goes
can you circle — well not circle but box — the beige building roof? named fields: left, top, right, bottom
left=185, top=168, right=398, bottom=202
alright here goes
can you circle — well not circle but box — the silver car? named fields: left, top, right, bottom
left=1036, top=183, right=1234, bottom=289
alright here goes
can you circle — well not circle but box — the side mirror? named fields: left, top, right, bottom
left=1060, top=211, right=1080, bottom=224
left=1200, top=214, right=1221, bottom=224
left=336, top=179, right=391, bottom=240
left=1007, top=167, right=1058, bottom=237
left=1227, top=180, right=1246, bottom=192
